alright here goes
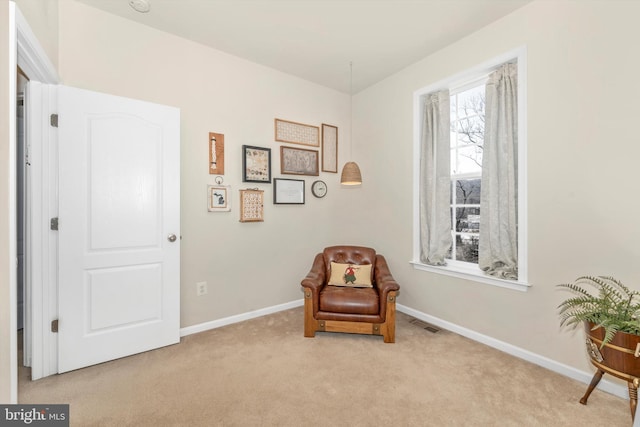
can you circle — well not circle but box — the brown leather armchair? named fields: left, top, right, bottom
left=301, top=246, right=400, bottom=343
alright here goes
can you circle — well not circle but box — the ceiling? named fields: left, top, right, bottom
left=74, top=0, right=531, bottom=93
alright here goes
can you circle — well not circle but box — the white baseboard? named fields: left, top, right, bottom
left=179, top=299, right=304, bottom=337
left=397, top=304, right=629, bottom=401
left=179, top=299, right=628, bottom=401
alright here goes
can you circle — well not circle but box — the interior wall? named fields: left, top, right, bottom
left=357, top=0, right=640, bottom=374
left=57, top=0, right=354, bottom=327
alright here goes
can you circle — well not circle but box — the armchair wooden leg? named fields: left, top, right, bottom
left=382, top=291, right=397, bottom=343
left=303, top=290, right=316, bottom=338
left=382, top=331, right=396, bottom=344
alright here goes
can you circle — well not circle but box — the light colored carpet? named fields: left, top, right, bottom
left=19, top=308, right=631, bottom=426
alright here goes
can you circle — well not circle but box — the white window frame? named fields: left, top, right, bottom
left=411, top=46, right=529, bottom=292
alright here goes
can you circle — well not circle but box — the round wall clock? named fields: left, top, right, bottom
left=311, top=180, right=327, bottom=198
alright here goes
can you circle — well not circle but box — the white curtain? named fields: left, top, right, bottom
left=479, top=63, right=518, bottom=279
left=420, top=90, right=452, bottom=265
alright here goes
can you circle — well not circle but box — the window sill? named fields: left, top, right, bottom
left=410, top=261, right=530, bottom=292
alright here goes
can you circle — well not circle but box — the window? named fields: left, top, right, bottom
left=412, top=48, right=528, bottom=291
left=450, top=83, right=485, bottom=264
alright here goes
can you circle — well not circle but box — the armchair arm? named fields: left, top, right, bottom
left=374, top=254, right=400, bottom=295
left=301, top=253, right=326, bottom=294
left=374, top=254, right=400, bottom=323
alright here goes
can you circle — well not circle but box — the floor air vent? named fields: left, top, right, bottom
left=408, top=318, right=440, bottom=333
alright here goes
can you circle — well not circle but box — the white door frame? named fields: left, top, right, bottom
left=6, top=1, right=18, bottom=404
left=16, top=6, right=58, bottom=85
left=9, top=2, right=59, bottom=400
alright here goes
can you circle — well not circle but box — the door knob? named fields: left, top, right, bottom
left=167, top=234, right=177, bottom=242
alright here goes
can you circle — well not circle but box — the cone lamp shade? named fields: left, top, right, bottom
left=340, top=161, right=362, bottom=185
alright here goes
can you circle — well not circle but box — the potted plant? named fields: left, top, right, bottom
left=558, top=275, right=640, bottom=345
left=557, top=275, right=640, bottom=420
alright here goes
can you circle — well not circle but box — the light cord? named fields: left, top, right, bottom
left=350, top=61, right=353, bottom=160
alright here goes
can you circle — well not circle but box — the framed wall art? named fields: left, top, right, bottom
left=273, top=178, right=305, bottom=205
left=321, top=124, right=338, bottom=173
left=274, top=118, right=319, bottom=147
left=242, top=145, right=271, bottom=183
left=239, top=189, right=264, bottom=222
left=207, top=185, right=231, bottom=212
left=209, top=132, right=225, bottom=175
left=280, top=146, right=319, bottom=176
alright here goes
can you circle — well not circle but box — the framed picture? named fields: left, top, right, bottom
left=209, top=132, right=225, bottom=175
left=273, top=178, right=305, bottom=205
left=207, top=185, right=230, bottom=212
left=242, top=145, right=271, bottom=183
left=239, top=189, right=264, bottom=222
left=321, top=124, right=338, bottom=173
left=280, top=146, right=319, bottom=176
left=274, top=118, right=319, bottom=147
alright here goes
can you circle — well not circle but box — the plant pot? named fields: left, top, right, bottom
left=580, top=321, right=640, bottom=421
left=584, top=321, right=640, bottom=378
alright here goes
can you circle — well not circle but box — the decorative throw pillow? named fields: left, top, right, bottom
left=328, top=262, right=373, bottom=288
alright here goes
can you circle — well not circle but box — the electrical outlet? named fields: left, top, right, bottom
left=196, top=281, right=208, bottom=296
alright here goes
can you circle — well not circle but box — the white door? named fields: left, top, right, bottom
left=57, top=86, right=180, bottom=373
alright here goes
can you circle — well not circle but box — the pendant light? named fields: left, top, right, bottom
left=340, top=62, right=362, bottom=185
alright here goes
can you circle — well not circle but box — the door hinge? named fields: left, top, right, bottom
left=50, top=217, right=59, bottom=230
left=51, top=319, right=59, bottom=333
left=50, top=114, right=58, bottom=128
